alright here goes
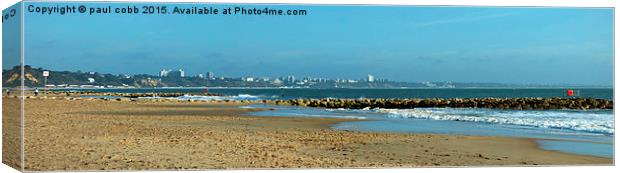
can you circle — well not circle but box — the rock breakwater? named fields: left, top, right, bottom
left=278, top=98, right=612, bottom=110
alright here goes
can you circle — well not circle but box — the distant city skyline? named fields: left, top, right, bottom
left=8, top=65, right=605, bottom=89
left=5, top=3, right=614, bottom=86
left=8, top=65, right=609, bottom=87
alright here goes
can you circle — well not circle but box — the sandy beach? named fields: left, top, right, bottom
left=1, top=95, right=612, bottom=171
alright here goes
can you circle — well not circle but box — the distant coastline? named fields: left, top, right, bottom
left=2, top=65, right=612, bottom=89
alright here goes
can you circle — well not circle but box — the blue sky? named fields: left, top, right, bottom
left=14, top=2, right=614, bottom=85
left=2, top=2, right=21, bottom=69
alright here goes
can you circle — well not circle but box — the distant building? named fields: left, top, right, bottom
left=260, top=77, right=270, bottom=82
left=167, top=69, right=185, bottom=78
left=287, top=75, right=295, bottom=83
left=197, top=74, right=205, bottom=78
left=167, top=71, right=180, bottom=78
left=119, top=74, right=131, bottom=79
left=423, top=81, right=437, bottom=87
left=273, top=78, right=283, bottom=84
left=367, top=74, right=375, bottom=82
left=87, top=78, right=95, bottom=83
left=207, top=72, right=214, bottom=79
left=243, top=76, right=255, bottom=82
left=159, top=69, right=169, bottom=77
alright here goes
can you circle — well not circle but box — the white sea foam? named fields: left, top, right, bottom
left=372, top=108, right=614, bottom=134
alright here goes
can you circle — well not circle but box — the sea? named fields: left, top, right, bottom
left=62, top=88, right=614, bottom=158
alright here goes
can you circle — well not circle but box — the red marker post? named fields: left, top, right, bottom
left=566, top=89, right=574, bottom=97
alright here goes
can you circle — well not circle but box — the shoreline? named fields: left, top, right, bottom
left=2, top=95, right=613, bottom=170
left=319, top=115, right=613, bottom=159
left=528, top=139, right=612, bottom=159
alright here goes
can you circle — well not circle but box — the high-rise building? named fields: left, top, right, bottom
left=167, top=69, right=185, bottom=78
left=207, top=72, right=214, bottom=79
left=367, top=74, right=375, bottom=82
left=287, top=75, right=295, bottom=83
left=159, top=69, right=169, bottom=77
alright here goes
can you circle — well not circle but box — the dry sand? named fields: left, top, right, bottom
left=1, top=95, right=613, bottom=171
left=2, top=95, right=21, bottom=170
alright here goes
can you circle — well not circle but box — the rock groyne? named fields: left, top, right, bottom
left=279, top=98, right=613, bottom=110
left=16, top=91, right=614, bottom=110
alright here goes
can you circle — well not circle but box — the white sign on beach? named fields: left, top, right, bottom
left=43, top=71, right=49, bottom=77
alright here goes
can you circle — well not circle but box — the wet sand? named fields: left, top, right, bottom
left=2, top=95, right=612, bottom=171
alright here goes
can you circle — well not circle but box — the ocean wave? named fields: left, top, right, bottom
left=372, top=108, right=614, bottom=134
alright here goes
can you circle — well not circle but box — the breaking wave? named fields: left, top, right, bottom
left=372, top=108, right=614, bottom=134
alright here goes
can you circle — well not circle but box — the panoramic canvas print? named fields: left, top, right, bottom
left=1, top=1, right=614, bottom=171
